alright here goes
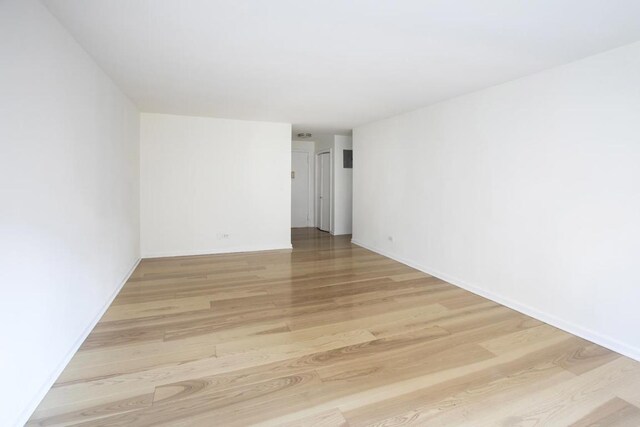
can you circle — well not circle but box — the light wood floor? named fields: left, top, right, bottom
left=29, top=228, right=640, bottom=426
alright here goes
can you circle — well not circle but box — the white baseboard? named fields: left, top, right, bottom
left=351, top=238, right=640, bottom=362
left=141, top=244, right=293, bottom=259
left=16, top=257, right=141, bottom=427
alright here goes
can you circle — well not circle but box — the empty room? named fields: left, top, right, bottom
left=2, top=0, right=640, bottom=425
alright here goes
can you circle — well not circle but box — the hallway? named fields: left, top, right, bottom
left=29, top=229, right=640, bottom=426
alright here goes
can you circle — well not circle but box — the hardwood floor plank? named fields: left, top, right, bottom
left=555, top=340, right=622, bottom=375
left=570, top=397, right=640, bottom=427
left=463, top=357, right=640, bottom=426
left=101, top=296, right=212, bottom=322
left=480, top=323, right=564, bottom=355
left=27, top=392, right=154, bottom=427
left=39, top=329, right=376, bottom=416
left=342, top=336, right=582, bottom=426
left=78, top=372, right=322, bottom=427
left=260, top=408, right=350, bottom=427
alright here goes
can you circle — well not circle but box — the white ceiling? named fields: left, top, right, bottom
left=44, top=0, right=640, bottom=135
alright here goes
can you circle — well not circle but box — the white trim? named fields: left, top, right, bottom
left=351, top=238, right=640, bottom=362
left=17, top=257, right=141, bottom=426
left=142, top=244, right=293, bottom=259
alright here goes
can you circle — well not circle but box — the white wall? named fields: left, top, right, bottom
left=333, top=135, right=353, bottom=235
left=313, top=133, right=337, bottom=154
left=353, top=41, right=640, bottom=361
left=141, top=113, right=292, bottom=257
left=0, top=1, right=141, bottom=425
left=292, top=140, right=316, bottom=227
left=292, top=139, right=315, bottom=152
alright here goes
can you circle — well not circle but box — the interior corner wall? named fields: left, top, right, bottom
left=353, top=41, right=640, bottom=361
left=333, top=135, right=353, bottom=235
left=0, top=1, right=141, bottom=425
left=140, top=113, right=292, bottom=257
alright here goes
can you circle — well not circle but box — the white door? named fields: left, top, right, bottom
left=291, top=151, right=309, bottom=227
left=318, top=153, right=331, bottom=232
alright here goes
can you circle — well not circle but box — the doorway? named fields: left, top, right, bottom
left=317, top=151, right=331, bottom=232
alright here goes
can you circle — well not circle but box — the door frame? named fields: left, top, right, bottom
left=315, top=149, right=333, bottom=234
left=292, top=149, right=313, bottom=227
